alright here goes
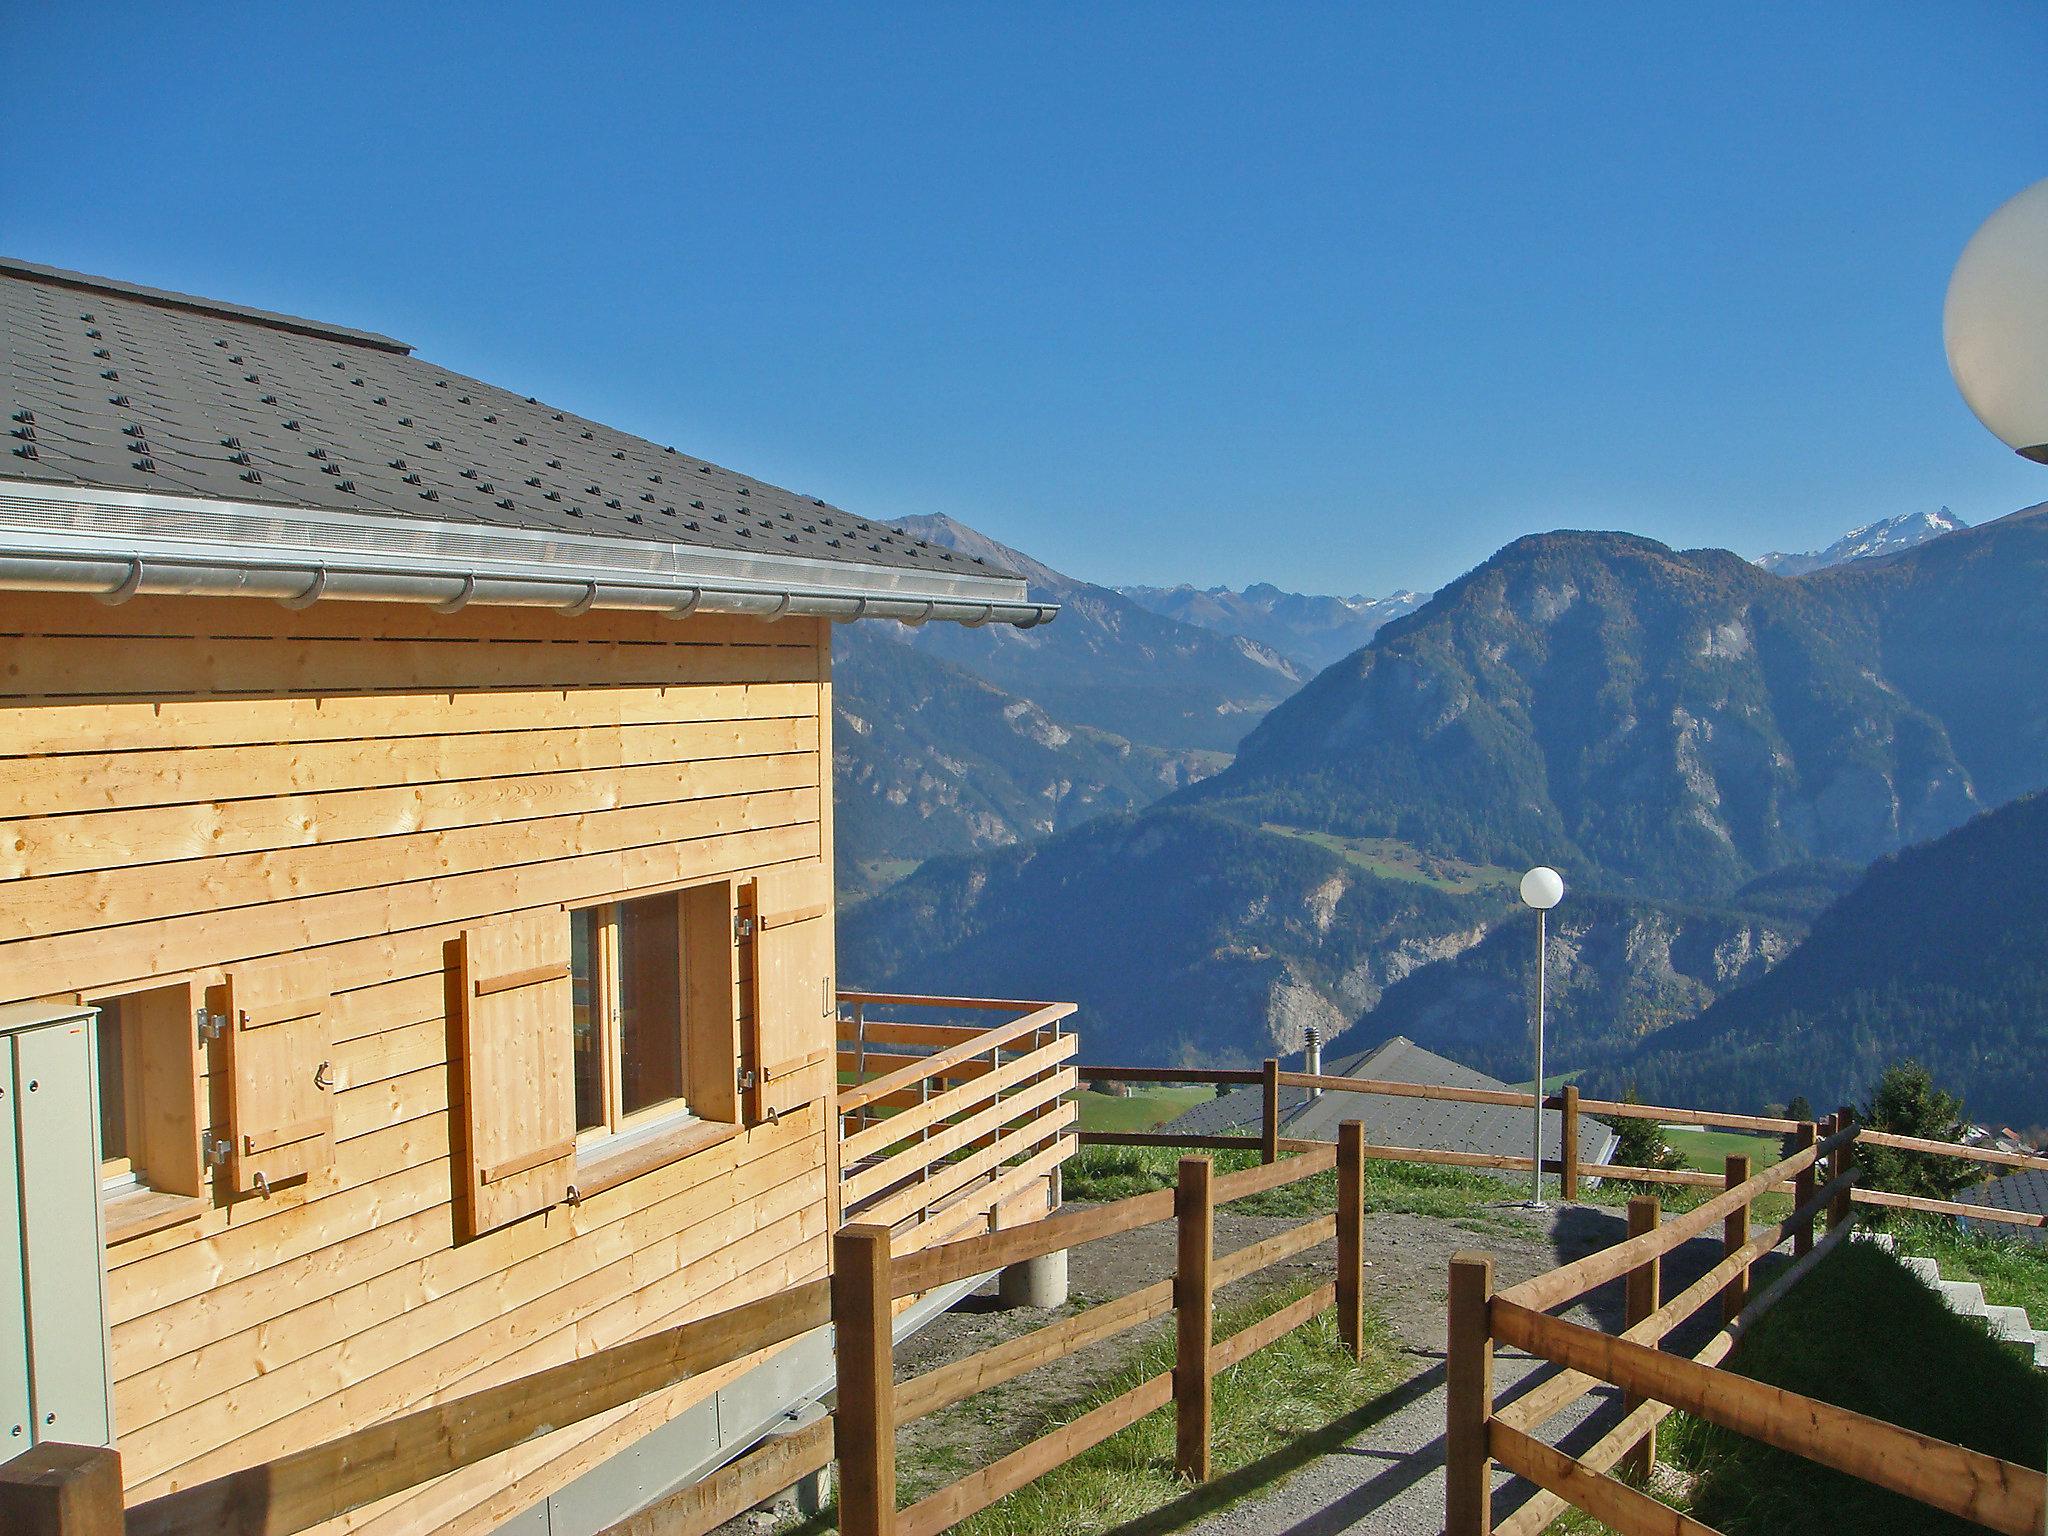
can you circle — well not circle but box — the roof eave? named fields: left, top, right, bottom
left=0, top=479, right=1055, bottom=628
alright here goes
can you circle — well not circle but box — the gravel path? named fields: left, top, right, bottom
left=734, top=1196, right=1773, bottom=1536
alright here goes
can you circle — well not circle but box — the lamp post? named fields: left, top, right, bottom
left=1519, top=866, right=1564, bottom=1208
left=1946, top=177, right=2048, bottom=463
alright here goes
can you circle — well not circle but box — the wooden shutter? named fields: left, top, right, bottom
left=451, top=910, right=576, bottom=1238
left=209, top=969, right=335, bottom=1196
left=744, top=867, right=835, bottom=1122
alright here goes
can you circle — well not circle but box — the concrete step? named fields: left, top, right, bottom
left=1899, top=1254, right=1943, bottom=1287
left=1984, top=1304, right=2037, bottom=1352
left=1938, top=1278, right=1988, bottom=1320
left=2035, top=1334, right=2048, bottom=1370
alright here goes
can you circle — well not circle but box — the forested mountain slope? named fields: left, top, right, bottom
left=1596, top=792, right=2048, bottom=1129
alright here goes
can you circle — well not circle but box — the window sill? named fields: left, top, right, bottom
left=567, top=1117, right=741, bottom=1204
left=104, top=1187, right=207, bottom=1246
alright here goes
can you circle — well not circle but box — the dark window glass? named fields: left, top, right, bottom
left=618, top=893, right=685, bottom=1117
left=570, top=906, right=604, bottom=1133
left=96, top=996, right=127, bottom=1166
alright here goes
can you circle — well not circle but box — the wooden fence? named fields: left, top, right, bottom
left=1078, top=1061, right=2048, bottom=1222
left=7, top=1052, right=2046, bottom=1535
left=1445, top=1117, right=2048, bottom=1536
left=836, top=991, right=1079, bottom=1254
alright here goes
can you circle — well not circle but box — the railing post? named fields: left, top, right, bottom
left=1446, top=1252, right=1495, bottom=1536
left=1622, top=1195, right=1661, bottom=1478
left=1337, top=1119, right=1367, bottom=1360
left=1559, top=1084, right=1581, bottom=1202
left=833, top=1224, right=897, bottom=1536
left=1792, top=1120, right=1817, bottom=1258
left=0, top=1444, right=125, bottom=1536
left=1260, top=1057, right=1280, bottom=1164
left=1722, top=1154, right=1752, bottom=1324
left=1829, top=1105, right=1856, bottom=1232
left=1174, top=1154, right=1215, bottom=1481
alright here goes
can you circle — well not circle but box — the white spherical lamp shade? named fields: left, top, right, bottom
left=1945, top=178, right=2048, bottom=464
left=1520, top=866, right=1564, bottom=911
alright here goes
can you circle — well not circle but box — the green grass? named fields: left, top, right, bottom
left=1072, top=1086, right=1215, bottom=1135
left=1658, top=1239, right=2048, bottom=1535
left=1662, top=1127, right=1785, bottom=1176
left=896, top=1280, right=1409, bottom=1536
left=1889, top=1214, right=2048, bottom=1318
left=1256, top=824, right=1518, bottom=893
left=1061, top=1141, right=1536, bottom=1234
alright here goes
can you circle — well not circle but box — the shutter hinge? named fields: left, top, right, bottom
left=201, top=1134, right=231, bottom=1168
left=734, top=913, right=755, bottom=941
left=738, top=1067, right=757, bottom=1091
left=196, top=1006, right=228, bottom=1044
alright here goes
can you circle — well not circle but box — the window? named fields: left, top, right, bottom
left=88, top=981, right=206, bottom=1240
left=94, top=984, right=197, bottom=1189
left=569, top=886, right=734, bottom=1150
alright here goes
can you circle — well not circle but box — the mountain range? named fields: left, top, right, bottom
left=838, top=499, right=2047, bottom=1110
left=1753, top=507, right=1967, bottom=577
left=1117, top=582, right=1425, bottom=671
left=1188, top=507, right=2048, bottom=903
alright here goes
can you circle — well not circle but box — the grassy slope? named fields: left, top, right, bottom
left=1663, top=1240, right=2048, bottom=1535
left=1662, top=1127, right=1784, bottom=1175
left=1072, top=1086, right=1214, bottom=1135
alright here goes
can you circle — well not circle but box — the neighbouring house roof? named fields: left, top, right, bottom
left=1162, top=1035, right=1619, bottom=1175
left=1964, top=1167, right=2048, bottom=1245
left=0, top=257, right=1052, bottom=626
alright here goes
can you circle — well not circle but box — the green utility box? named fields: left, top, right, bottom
left=0, top=1001, right=115, bottom=1452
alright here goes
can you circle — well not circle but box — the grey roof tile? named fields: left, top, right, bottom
left=1161, top=1035, right=1617, bottom=1177
left=0, top=257, right=1018, bottom=584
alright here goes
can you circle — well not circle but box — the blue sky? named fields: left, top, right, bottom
left=6, top=3, right=2044, bottom=594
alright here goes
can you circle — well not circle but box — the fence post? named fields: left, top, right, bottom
left=1260, top=1058, right=1280, bottom=1164
left=1792, top=1120, right=1817, bottom=1258
left=1446, top=1253, right=1495, bottom=1536
left=1175, top=1154, right=1216, bottom=1481
left=1829, top=1106, right=1856, bottom=1232
left=1337, top=1120, right=1367, bottom=1360
left=1622, top=1194, right=1661, bottom=1478
left=1559, top=1084, right=1580, bottom=1201
left=0, top=1444, right=124, bottom=1536
left=1721, top=1154, right=1752, bottom=1324
left=833, top=1224, right=897, bottom=1536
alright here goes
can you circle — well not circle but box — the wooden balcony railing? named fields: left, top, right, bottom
left=837, top=990, right=1079, bottom=1255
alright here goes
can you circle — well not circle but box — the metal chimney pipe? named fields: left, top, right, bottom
left=1304, top=1027, right=1322, bottom=1100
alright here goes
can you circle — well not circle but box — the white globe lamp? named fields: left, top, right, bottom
left=1945, top=178, right=2048, bottom=464
left=1520, top=866, right=1565, bottom=1207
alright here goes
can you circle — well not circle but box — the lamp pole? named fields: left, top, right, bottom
left=1520, top=866, right=1564, bottom=1209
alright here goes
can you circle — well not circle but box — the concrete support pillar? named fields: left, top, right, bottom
left=765, top=1405, right=833, bottom=1515
left=998, top=1246, right=1068, bottom=1309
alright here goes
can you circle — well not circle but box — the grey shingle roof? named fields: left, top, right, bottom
left=0, top=258, right=1045, bottom=622
left=1162, top=1036, right=1617, bottom=1174
left=1966, top=1167, right=2048, bottom=1245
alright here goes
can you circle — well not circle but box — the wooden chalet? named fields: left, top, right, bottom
left=0, top=258, right=1074, bottom=1533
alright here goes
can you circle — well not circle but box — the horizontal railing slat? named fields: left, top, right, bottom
left=897, top=1279, right=1174, bottom=1422
left=126, top=1277, right=833, bottom=1536
left=892, top=1185, right=1177, bottom=1299
left=1491, top=1293, right=2047, bottom=1536
left=1213, top=1214, right=1337, bottom=1289
left=838, top=1002, right=1073, bottom=1113
left=1853, top=1185, right=2048, bottom=1227
left=1491, top=1419, right=1730, bottom=1536
left=895, top=1369, right=1175, bottom=1536
left=1211, top=1282, right=1336, bottom=1372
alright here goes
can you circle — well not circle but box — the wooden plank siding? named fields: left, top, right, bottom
left=0, top=592, right=841, bottom=1533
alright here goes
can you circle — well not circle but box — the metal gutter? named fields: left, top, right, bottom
left=0, top=482, right=1055, bottom=627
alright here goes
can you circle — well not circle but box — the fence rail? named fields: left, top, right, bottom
left=1447, top=1113, right=2048, bottom=1536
